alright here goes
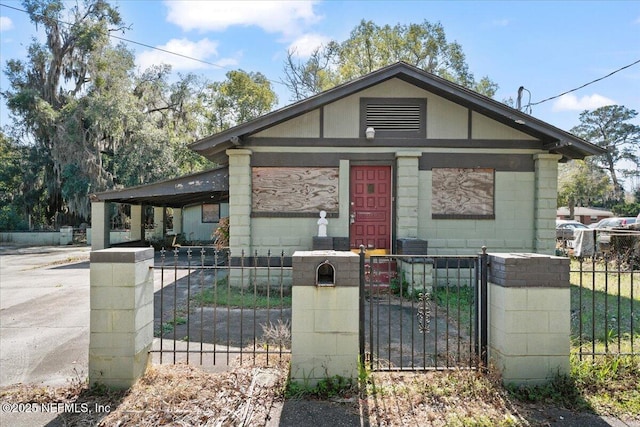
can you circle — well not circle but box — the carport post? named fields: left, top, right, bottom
left=89, top=247, right=154, bottom=389
left=91, top=201, right=110, bottom=250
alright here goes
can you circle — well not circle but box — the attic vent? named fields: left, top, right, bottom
left=360, top=98, right=426, bottom=138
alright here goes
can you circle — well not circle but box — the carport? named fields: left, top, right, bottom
left=89, top=166, right=229, bottom=249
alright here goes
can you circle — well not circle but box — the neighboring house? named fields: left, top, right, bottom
left=556, top=207, right=613, bottom=225
left=91, top=62, right=605, bottom=256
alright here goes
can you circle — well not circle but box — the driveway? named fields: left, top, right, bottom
left=0, top=245, right=92, bottom=387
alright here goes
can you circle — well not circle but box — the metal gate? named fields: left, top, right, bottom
left=151, top=247, right=292, bottom=366
left=359, top=249, right=488, bottom=371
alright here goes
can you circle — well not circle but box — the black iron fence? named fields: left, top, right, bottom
left=152, top=247, right=292, bottom=366
left=571, top=252, right=639, bottom=359
left=360, top=252, right=485, bottom=371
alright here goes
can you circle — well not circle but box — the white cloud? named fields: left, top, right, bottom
left=136, top=38, right=237, bottom=71
left=164, top=0, right=321, bottom=37
left=0, top=16, right=14, bottom=32
left=288, top=33, right=331, bottom=58
left=552, top=93, right=616, bottom=111
left=490, top=18, right=510, bottom=27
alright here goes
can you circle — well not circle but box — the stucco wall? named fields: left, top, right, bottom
left=261, top=78, right=537, bottom=141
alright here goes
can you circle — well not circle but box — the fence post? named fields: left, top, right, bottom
left=486, top=252, right=570, bottom=386
left=89, top=247, right=154, bottom=389
left=291, top=250, right=360, bottom=386
left=359, top=245, right=365, bottom=371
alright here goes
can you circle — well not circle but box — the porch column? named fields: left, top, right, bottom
left=533, top=154, right=562, bottom=254
left=227, top=149, right=252, bottom=252
left=130, top=205, right=144, bottom=242
left=153, top=207, right=166, bottom=240
left=172, top=208, right=183, bottom=235
left=91, top=201, right=110, bottom=250
left=396, top=152, right=422, bottom=239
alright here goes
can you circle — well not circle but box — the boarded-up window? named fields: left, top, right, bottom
left=252, top=167, right=339, bottom=216
left=202, top=203, right=220, bottom=223
left=431, top=168, right=494, bottom=219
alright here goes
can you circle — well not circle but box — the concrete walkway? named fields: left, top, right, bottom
left=0, top=245, right=92, bottom=388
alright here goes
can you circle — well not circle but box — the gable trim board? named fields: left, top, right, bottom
left=190, top=62, right=604, bottom=163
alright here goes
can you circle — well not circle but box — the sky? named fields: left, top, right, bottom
left=0, top=0, right=639, bottom=139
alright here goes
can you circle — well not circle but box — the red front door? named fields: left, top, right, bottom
left=350, top=165, right=392, bottom=251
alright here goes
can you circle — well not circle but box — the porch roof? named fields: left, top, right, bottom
left=89, top=167, right=229, bottom=208
left=189, top=62, right=606, bottom=163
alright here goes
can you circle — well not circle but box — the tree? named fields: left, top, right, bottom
left=570, top=105, right=640, bottom=203
left=199, top=70, right=278, bottom=133
left=283, top=20, right=498, bottom=101
left=2, top=1, right=280, bottom=226
left=3, top=0, right=126, bottom=221
left=557, top=160, right=612, bottom=214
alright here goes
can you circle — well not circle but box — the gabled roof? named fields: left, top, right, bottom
left=190, top=62, right=605, bottom=162
left=90, top=167, right=228, bottom=208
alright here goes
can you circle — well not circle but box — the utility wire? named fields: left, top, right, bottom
left=527, top=58, right=640, bottom=107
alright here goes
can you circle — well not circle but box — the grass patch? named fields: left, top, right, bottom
left=507, top=354, right=640, bottom=420
left=433, top=285, right=475, bottom=330
left=569, top=258, right=639, bottom=352
left=191, top=278, right=292, bottom=309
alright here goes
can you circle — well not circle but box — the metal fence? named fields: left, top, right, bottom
left=361, top=253, right=485, bottom=371
left=152, top=247, right=292, bottom=366
left=571, top=252, right=639, bottom=359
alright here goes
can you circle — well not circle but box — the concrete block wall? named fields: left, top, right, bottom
left=487, top=252, right=570, bottom=386
left=89, top=248, right=154, bottom=389
left=397, top=259, right=433, bottom=293
left=291, top=251, right=360, bottom=385
left=418, top=171, right=536, bottom=255
left=396, top=152, right=421, bottom=239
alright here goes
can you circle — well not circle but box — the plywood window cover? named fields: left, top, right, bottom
left=252, top=167, right=339, bottom=217
left=202, top=203, right=220, bottom=223
left=360, top=97, right=427, bottom=138
left=431, top=168, right=495, bottom=219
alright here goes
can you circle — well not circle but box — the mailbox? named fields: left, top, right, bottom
left=316, top=260, right=336, bottom=286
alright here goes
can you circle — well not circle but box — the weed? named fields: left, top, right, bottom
left=286, top=375, right=356, bottom=399
left=389, top=272, right=409, bottom=296
left=260, top=319, right=291, bottom=349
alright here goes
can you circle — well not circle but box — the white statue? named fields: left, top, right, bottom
left=317, top=210, right=328, bottom=237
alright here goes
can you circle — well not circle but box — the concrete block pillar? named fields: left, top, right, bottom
left=130, top=205, right=144, bottom=242
left=227, top=149, right=253, bottom=252
left=291, top=250, right=360, bottom=385
left=89, top=248, right=154, bottom=389
left=533, top=154, right=562, bottom=254
left=487, top=253, right=570, bottom=386
left=91, top=201, right=110, bottom=250
left=395, top=152, right=422, bottom=238
left=172, top=208, right=183, bottom=235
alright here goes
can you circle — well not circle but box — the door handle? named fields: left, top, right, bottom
left=350, top=212, right=356, bottom=224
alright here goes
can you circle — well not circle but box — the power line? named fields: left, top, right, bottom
left=527, top=58, right=640, bottom=107
left=0, top=2, right=286, bottom=87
